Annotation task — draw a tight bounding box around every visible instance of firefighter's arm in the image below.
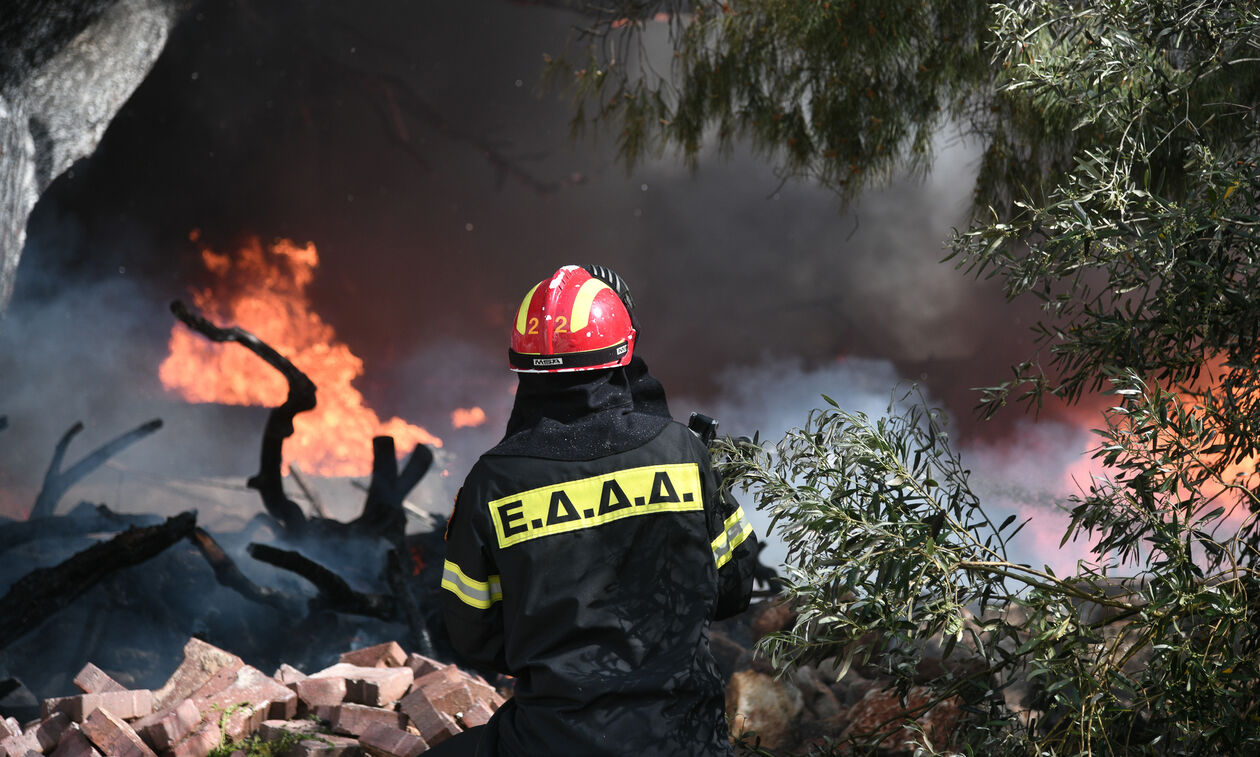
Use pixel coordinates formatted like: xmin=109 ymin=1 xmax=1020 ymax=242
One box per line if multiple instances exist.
xmin=439 ymin=487 xmax=508 ymax=673
xmin=706 ymin=462 xmax=758 ymax=620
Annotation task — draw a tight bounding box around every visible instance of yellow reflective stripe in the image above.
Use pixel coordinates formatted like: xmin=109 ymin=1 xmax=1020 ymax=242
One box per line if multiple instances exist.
xmin=569 ymin=278 xmax=612 ymax=332
xmin=488 ymin=463 xmax=703 ymax=549
xmin=440 ymin=559 xmax=503 ymax=610
xmin=515 ymin=282 xmax=541 ymax=335
xmin=712 ymin=505 xmax=753 ymax=569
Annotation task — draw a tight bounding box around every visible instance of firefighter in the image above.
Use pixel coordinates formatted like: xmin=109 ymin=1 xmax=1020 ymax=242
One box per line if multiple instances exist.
xmin=434 ymin=265 xmax=757 ymax=756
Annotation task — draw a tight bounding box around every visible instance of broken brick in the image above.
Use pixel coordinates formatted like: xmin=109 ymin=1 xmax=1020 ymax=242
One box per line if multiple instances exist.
xmin=326 ymin=704 xmax=405 ymax=737
xmin=358 ymin=721 xmax=427 ymax=757
xmin=398 ymin=689 xmax=461 ymax=746
xmin=257 ymin=720 xmax=362 ymax=756
xmin=80 ymin=707 xmax=157 ymax=757
xmin=27 ymin=711 xmax=72 ymax=752
xmin=310 ymin=664 xmax=412 ymax=708
xmin=457 ymin=700 xmax=495 ymax=729
xmin=73 ymin=663 xmax=127 ymax=695
xmin=402 ymin=654 xmax=443 ymax=679
xmin=286 ymin=735 xmax=363 ymax=756
xmin=167 ymin=665 xmax=298 ymax=757
xmin=0 ymin=717 xmax=20 ymax=739
xmin=49 ymin=726 xmax=101 ymax=757
xmin=1 ymin=729 xmax=41 ymax=756
xmin=274 ymin=664 xmax=308 ymax=686
xmin=152 ymin=638 xmax=244 ymax=711
xmin=295 ymin=676 xmax=348 ymax=708
xmin=338 ymin=642 xmax=407 ymax=669
xmin=42 ymin=690 xmax=154 ymax=721
xmin=132 ymin=697 xmax=201 ymax=752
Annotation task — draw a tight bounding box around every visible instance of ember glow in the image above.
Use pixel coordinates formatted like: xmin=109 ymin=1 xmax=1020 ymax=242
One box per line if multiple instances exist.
xmin=159 ymin=236 xmax=441 ymax=476
xmin=451 ymin=406 xmax=486 ymax=429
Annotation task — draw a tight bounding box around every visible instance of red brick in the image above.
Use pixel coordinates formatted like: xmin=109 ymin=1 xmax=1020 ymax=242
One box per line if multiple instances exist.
xmin=167 ymin=666 xmax=298 ymax=757
xmin=166 ymin=724 xmax=222 ymax=757
xmin=410 ymin=666 xmax=460 ymax=693
xmin=73 ymin=663 xmax=128 ymax=695
xmin=80 ymin=707 xmax=157 ymax=757
xmin=359 ymin=721 xmax=427 ymax=757
xmin=1 ymin=730 xmax=41 ymax=755
xmin=402 ymin=654 xmax=443 ymax=679
xmin=326 ymin=704 xmax=405 ymax=737
xmin=398 ymin=689 xmax=461 ymax=746
xmin=258 ymin=719 xmax=323 ymax=741
xmin=273 ymin=664 xmax=308 ymax=686
xmin=457 ymin=701 xmax=495 ymax=729
xmin=317 ymin=665 xmax=412 ymax=708
xmin=424 ymin=680 xmax=475 ymax=718
xmin=338 ymin=642 xmax=407 ymax=669
xmin=152 ymin=638 xmax=244 ymax=711
xmin=295 ymin=676 xmax=347 ymax=708
xmin=42 ymin=690 xmax=154 ymax=721
xmin=27 ymin=711 xmax=72 ymax=751
xmin=461 ymin=675 xmax=504 ymax=708
xmin=49 ymin=726 xmax=102 ymax=757
xmin=132 ymin=697 xmax=201 ymax=751
xmin=286 ymin=735 xmax=363 ymax=756
xmin=258 ymin=720 xmax=364 ymax=755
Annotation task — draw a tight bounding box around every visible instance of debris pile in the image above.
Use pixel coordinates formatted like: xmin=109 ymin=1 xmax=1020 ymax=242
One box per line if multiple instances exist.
xmin=2 ymin=639 xmax=503 ymax=757
xmin=714 ymin=600 xmax=966 ymax=756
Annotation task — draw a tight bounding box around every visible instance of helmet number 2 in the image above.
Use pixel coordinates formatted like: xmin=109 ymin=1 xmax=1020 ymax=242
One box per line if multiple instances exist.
xmin=527 ymin=316 xmax=568 ymax=334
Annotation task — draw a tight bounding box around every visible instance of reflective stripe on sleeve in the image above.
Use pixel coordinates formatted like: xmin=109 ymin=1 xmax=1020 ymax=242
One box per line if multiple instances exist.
xmin=441 ymin=559 xmax=503 ymax=609
xmin=711 ymin=505 xmax=754 ymax=569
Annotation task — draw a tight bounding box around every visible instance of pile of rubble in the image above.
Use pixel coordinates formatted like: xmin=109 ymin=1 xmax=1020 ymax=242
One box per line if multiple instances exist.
xmin=0 ymin=639 xmax=502 ymax=757
xmin=716 ymin=600 xmax=966 ymax=756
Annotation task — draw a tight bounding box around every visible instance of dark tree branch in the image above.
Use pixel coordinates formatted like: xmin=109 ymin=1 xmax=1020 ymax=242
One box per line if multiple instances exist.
xmin=170 ymin=299 xmax=311 ymax=532
xmin=247 ymin=542 xmax=393 ymax=620
xmin=385 ymin=547 xmax=435 ymax=659
xmin=30 ymin=418 xmax=163 ymax=519
xmin=189 ymin=527 xmax=296 ymax=615
xmin=349 ymin=438 xmax=432 ymax=551
xmin=0 ymin=511 xmax=197 ymax=650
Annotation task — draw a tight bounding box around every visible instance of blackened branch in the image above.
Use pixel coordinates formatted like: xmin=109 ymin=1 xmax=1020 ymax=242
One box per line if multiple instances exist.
xmin=170 ymin=300 xmax=312 ymax=531
xmin=30 ymin=418 xmax=164 ymax=520
xmin=247 ymin=542 xmax=394 ymax=620
xmin=0 ymin=511 xmax=197 ymax=650
xmin=351 ymin=438 xmax=432 ymax=550
xmin=190 ymin=527 xmax=296 ymax=614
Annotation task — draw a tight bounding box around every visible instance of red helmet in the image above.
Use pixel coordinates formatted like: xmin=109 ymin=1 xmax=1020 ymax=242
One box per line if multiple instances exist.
xmin=509 ymin=265 xmax=636 ymax=373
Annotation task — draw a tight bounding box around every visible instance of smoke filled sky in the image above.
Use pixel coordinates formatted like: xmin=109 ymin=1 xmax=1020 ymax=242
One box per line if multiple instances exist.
xmin=1 ymin=0 xmax=1100 ymax=568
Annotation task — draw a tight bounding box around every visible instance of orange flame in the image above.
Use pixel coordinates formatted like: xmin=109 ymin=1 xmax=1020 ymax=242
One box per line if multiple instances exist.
xmin=451 ymin=406 xmax=486 ymax=429
xmin=159 ymin=236 xmax=441 ymax=476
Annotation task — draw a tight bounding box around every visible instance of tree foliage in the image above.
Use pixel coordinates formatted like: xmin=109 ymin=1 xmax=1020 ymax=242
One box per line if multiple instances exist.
xmin=557 ymin=0 xmax=1260 ymax=754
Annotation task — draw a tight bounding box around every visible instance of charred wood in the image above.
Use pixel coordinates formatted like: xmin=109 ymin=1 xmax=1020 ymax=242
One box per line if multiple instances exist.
xmin=170 ymin=299 xmax=311 ymax=532
xmin=351 ymin=437 xmax=432 ymax=551
xmin=30 ymin=418 xmax=163 ymax=519
xmin=385 ymin=547 xmax=435 ymax=659
xmin=247 ymin=542 xmax=394 ymax=620
xmin=0 ymin=501 xmax=160 ymax=555
xmin=289 ymin=464 xmax=330 ymax=519
xmin=189 ymin=526 xmax=297 ymax=615
xmin=0 ymin=510 xmax=196 ymax=650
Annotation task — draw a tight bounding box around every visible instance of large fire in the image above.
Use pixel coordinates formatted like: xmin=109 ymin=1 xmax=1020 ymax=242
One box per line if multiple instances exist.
xmin=159 ymin=235 xmax=441 ymax=477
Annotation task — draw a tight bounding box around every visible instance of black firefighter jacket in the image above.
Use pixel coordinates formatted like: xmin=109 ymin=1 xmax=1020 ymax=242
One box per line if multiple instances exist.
xmin=439 ymin=367 xmax=757 ymax=757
